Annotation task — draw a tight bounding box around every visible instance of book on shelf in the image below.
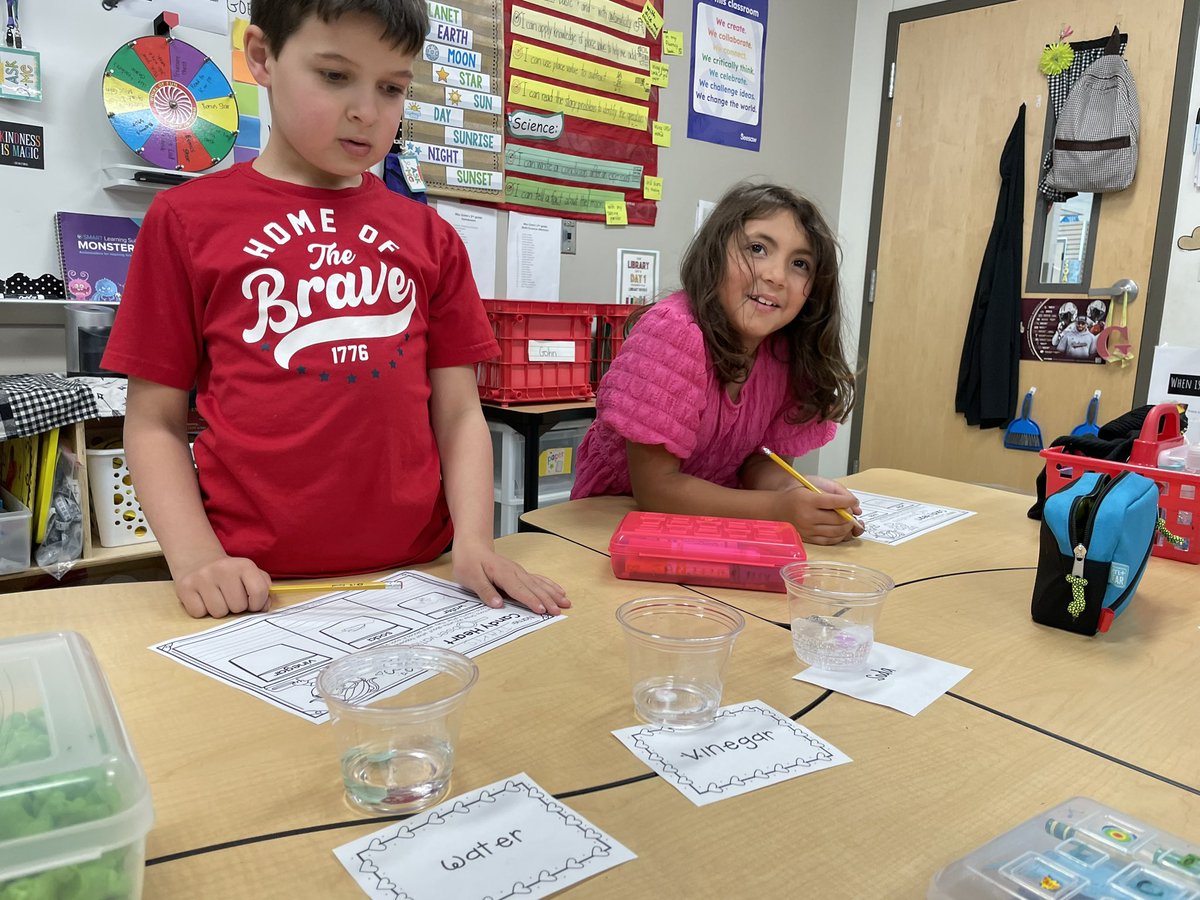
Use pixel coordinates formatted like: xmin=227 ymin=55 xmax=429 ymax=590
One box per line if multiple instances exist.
xmin=0 ymin=433 xmax=39 ymax=509
xmin=53 ymin=211 xmax=142 ymax=304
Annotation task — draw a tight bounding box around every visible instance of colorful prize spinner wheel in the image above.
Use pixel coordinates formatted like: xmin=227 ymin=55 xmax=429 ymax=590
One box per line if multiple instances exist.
xmin=102 ymin=35 xmax=238 ymax=172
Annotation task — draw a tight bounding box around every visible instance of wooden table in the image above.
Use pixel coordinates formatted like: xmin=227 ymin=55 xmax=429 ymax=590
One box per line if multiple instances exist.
xmin=481 ymin=400 xmax=597 ymax=513
xmin=3 ymin=495 xmax=1198 ymax=897
xmin=521 ymin=468 xmax=1200 ymax=790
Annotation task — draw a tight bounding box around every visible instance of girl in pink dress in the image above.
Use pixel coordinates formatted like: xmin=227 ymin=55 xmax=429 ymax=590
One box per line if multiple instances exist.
xmin=572 ymin=182 xmax=863 ymax=545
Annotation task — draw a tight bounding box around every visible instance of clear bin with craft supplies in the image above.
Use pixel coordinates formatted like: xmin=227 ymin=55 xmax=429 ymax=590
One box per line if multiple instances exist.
xmin=928 ymin=796 xmax=1200 ymax=898
xmin=476 ymin=299 xmax=595 ymax=405
xmin=489 ymin=419 xmax=588 ymax=506
xmin=609 ymin=511 xmax=807 ymax=592
xmin=1041 ymin=403 xmax=1198 ymax=564
xmin=0 ymin=631 xmax=154 ymax=899
xmin=0 ymin=485 xmax=33 ymax=575
xmin=85 ymin=444 xmax=156 ymax=548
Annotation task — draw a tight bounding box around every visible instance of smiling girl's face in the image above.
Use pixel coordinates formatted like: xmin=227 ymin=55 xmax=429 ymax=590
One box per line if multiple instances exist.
xmin=717 ymin=209 xmax=814 ymax=354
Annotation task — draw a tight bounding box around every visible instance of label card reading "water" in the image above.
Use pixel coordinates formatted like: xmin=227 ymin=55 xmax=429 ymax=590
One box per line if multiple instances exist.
xmin=612 ymin=701 xmax=851 ymax=807
xmin=334 ymin=774 xmax=635 ymax=899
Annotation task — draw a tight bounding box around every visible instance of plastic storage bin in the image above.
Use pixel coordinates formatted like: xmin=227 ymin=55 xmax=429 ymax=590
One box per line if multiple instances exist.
xmin=0 ymin=631 xmax=154 ymax=899
xmin=0 ymin=485 xmax=33 ymax=575
xmin=609 ymin=511 xmax=807 ymax=592
xmin=85 ymin=448 xmax=156 ymax=548
xmin=476 ymin=299 xmax=595 ymax=405
xmin=929 ymin=796 xmax=1200 ymax=898
xmin=490 ymin=420 xmax=588 ymax=505
xmin=589 ymin=303 xmax=639 ymax=391
xmin=494 ymin=487 xmax=571 ymax=538
xmin=1042 ymin=404 xmax=1198 ymax=564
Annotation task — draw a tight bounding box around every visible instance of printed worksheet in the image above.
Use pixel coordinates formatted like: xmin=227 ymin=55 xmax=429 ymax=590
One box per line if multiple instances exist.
xmin=151 ymin=572 xmax=563 ymax=722
xmin=335 ymin=774 xmax=635 ymax=899
xmin=854 ymin=491 xmax=975 ymax=545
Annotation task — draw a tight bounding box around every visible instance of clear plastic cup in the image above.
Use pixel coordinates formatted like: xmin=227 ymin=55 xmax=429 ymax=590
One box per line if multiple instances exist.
xmin=316 ymin=645 xmax=478 ymax=815
xmin=615 ymin=596 xmax=745 ymax=731
xmin=782 ymin=561 xmax=895 ymax=672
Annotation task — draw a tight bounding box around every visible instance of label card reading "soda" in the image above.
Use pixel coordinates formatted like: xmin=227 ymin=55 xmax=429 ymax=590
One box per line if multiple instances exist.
xmin=335 ymin=774 xmax=635 ymax=899
xmin=793 ymin=642 xmax=971 ymax=716
xmin=612 ymin=701 xmax=851 ymax=807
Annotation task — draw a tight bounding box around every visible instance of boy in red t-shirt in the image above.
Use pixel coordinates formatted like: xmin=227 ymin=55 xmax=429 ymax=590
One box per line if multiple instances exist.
xmin=102 ymin=0 xmax=569 ymax=619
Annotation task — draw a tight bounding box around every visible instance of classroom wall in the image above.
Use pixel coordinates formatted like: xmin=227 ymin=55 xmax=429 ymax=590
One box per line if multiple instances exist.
xmin=0 ymin=3 xmax=238 ymax=374
xmin=0 ymin=1 xmax=858 ymax=373
xmin=821 ymin=0 xmax=1200 ymax=479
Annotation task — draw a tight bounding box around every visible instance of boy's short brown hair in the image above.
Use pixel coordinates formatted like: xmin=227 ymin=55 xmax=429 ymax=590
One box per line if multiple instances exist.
xmin=250 ymin=0 xmax=428 ymax=55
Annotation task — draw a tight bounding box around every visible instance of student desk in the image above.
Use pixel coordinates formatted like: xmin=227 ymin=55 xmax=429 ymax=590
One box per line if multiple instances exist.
xmin=1 ymin=525 xmax=1197 ymax=896
xmin=521 ymin=469 xmax=1200 ymax=792
xmin=480 ymin=400 xmax=597 ymax=513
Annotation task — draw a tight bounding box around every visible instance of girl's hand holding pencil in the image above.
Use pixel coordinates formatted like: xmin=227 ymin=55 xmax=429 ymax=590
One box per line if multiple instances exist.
xmin=761 ymin=447 xmax=865 ymax=544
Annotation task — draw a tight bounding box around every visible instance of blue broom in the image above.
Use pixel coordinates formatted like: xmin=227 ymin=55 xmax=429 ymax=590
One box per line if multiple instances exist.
xmin=1004 ymin=387 xmax=1044 ymax=451
xmin=1071 ymin=390 xmax=1101 ymax=437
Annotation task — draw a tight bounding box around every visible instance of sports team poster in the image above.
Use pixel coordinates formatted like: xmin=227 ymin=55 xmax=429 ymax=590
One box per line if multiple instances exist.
xmin=1020 ymin=296 xmax=1110 ymax=364
xmin=687 ymin=0 xmax=768 ymax=151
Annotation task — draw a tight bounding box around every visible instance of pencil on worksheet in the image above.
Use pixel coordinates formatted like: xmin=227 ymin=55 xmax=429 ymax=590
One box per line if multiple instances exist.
xmin=759 ymin=447 xmax=861 ymax=527
xmin=269 ymin=581 xmax=394 ymax=594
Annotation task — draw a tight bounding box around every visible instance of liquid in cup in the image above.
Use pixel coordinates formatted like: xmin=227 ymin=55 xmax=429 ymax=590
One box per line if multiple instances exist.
xmin=316 ymin=645 xmax=478 ymax=815
xmin=616 ymin=596 xmax=745 ymax=731
xmin=782 ymin=562 xmax=894 ymax=672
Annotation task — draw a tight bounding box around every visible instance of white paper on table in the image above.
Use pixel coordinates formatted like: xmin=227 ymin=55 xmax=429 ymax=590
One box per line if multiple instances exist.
xmin=150 ymin=572 xmax=562 ymax=723
xmin=434 ymin=201 xmax=498 ymax=299
xmin=1147 ymin=344 xmax=1200 ymax=406
xmin=506 ymin=212 xmax=561 ymax=301
xmin=793 ymin=642 xmax=971 ymax=716
xmin=612 ymin=701 xmax=851 ymax=807
xmin=333 ymin=773 xmax=635 ymax=899
xmin=853 ymin=491 xmax=975 ymax=545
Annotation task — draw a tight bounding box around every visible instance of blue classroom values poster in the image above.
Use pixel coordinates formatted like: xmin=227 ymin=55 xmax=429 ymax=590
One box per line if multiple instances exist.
xmin=687 ymin=0 xmax=769 ymax=151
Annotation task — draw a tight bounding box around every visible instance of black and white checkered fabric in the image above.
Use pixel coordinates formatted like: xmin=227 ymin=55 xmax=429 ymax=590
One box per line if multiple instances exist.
xmin=0 ymin=375 xmax=102 ymax=441
xmin=1039 ymin=39 xmax=1127 ymax=203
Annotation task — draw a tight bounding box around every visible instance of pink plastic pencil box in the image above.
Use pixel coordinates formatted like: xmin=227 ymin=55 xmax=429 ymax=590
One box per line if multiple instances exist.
xmin=609 ymin=511 xmax=807 ymax=592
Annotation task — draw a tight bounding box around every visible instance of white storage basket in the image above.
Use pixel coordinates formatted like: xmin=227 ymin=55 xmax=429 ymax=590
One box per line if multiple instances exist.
xmin=85 ymin=448 xmax=156 ymax=547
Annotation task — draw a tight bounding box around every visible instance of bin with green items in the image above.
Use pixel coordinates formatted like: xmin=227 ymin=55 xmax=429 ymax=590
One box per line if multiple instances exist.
xmin=0 ymin=632 xmax=154 ymax=900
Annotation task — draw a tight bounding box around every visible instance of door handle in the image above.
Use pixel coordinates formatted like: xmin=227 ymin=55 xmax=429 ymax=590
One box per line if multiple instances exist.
xmin=1088 ymin=278 xmax=1138 ymax=303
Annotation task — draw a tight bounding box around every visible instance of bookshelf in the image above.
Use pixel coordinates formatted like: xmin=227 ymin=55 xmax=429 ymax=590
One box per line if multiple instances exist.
xmin=0 ymin=417 xmax=164 ymax=586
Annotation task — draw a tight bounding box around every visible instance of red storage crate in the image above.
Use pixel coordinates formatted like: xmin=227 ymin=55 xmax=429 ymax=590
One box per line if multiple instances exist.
xmin=1041 ymin=404 xmax=1198 ymax=564
xmin=477 ymin=299 xmax=595 ymax=405
xmin=589 ymin=303 xmax=640 ymax=392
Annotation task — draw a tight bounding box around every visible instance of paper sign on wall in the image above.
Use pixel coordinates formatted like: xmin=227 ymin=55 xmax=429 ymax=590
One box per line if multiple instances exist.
xmin=616 ymin=248 xmax=659 ymax=305
xmin=1148 ymin=344 xmax=1200 ymax=405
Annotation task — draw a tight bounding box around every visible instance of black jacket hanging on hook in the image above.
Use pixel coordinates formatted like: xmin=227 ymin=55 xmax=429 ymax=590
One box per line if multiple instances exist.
xmin=955 ymin=104 xmax=1025 ymax=430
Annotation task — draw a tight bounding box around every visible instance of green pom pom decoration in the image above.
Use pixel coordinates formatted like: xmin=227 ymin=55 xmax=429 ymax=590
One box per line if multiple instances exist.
xmin=1040 ymin=41 xmax=1075 ymax=75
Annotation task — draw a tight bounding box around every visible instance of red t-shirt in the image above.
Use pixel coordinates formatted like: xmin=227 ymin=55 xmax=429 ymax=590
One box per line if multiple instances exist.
xmin=103 ymin=164 xmax=499 ymax=577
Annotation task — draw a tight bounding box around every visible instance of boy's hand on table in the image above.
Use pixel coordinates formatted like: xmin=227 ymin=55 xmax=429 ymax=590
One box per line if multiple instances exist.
xmin=774 ymin=478 xmax=864 ymax=546
xmin=452 ymin=544 xmax=570 ymax=616
xmin=174 ymin=553 xmax=273 ymax=618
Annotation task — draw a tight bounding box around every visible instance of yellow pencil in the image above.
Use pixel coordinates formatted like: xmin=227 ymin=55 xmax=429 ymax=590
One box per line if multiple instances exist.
xmin=269 ymin=581 xmax=394 ymax=594
xmin=760 ymin=447 xmax=860 ymax=526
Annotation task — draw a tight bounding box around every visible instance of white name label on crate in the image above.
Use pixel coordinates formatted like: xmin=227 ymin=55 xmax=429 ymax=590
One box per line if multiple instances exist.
xmin=527 ymin=340 xmax=575 ymax=363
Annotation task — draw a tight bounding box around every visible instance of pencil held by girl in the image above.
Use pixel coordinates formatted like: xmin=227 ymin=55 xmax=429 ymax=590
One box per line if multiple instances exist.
xmin=572 ymin=181 xmax=863 ymax=546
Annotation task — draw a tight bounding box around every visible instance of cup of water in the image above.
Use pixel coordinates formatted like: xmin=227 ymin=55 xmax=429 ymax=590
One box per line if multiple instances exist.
xmin=782 ymin=562 xmax=894 ymax=672
xmin=316 ymin=645 xmax=478 ymax=815
xmin=616 ymin=596 xmax=745 ymax=731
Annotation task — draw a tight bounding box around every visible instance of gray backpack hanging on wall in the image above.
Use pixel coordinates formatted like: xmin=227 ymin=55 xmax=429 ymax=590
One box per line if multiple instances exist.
xmin=1045 ymin=28 xmax=1140 ymax=194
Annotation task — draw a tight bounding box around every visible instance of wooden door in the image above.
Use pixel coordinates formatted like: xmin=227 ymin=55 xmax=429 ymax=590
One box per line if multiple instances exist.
xmin=854 ymin=0 xmax=1187 ymax=490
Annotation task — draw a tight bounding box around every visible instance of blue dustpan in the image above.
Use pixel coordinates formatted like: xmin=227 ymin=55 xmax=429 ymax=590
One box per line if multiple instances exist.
xmin=1071 ymin=391 xmax=1101 ymax=437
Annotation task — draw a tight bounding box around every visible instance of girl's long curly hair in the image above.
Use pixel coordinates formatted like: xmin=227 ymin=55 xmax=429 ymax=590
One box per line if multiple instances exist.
xmin=655 ymin=181 xmax=856 ymax=425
